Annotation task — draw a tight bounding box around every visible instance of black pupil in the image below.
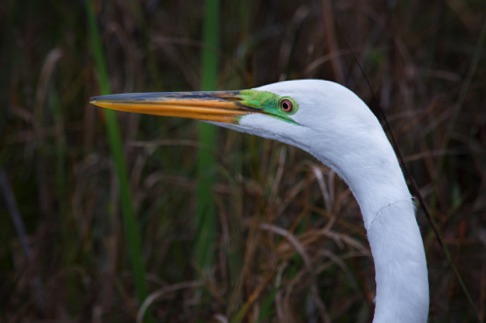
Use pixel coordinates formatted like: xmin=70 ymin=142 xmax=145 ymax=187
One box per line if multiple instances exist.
xmin=282 ymin=100 xmax=291 ymax=112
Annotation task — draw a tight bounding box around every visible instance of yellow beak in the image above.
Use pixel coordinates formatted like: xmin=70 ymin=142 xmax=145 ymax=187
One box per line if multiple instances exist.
xmin=90 ymin=91 xmax=253 ymax=123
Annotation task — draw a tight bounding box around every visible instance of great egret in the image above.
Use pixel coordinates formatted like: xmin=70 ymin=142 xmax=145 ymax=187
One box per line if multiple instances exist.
xmin=90 ymin=79 xmax=429 ymax=322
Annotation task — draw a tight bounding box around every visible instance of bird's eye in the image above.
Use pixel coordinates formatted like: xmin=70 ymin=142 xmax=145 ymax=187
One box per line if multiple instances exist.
xmin=279 ymin=98 xmax=294 ymax=113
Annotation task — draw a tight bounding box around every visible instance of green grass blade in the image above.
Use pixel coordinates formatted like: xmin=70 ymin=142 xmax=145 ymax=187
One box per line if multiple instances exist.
xmin=86 ymin=2 xmax=153 ymax=321
xmin=195 ymin=0 xmax=220 ymax=273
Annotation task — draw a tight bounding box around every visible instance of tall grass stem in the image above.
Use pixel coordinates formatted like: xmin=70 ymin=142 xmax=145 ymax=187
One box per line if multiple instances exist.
xmin=195 ymin=0 xmax=220 ymax=273
xmin=86 ymin=2 xmax=153 ymax=321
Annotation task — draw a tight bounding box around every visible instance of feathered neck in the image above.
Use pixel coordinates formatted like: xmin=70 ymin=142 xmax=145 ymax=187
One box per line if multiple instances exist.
xmin=312 ymin=127 xmax=429 ymax=322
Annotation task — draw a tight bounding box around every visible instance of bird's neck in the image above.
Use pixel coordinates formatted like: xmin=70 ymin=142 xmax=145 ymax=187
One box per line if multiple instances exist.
xmin=312 ymin=135 xmax=429 ymax=322
xmin=364 ymin=198 xmax=429 ymax=322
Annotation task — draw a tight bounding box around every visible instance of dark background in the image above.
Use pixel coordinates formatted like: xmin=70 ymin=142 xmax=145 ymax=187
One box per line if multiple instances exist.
xmin=1 ymin=0 xmax=485 ymax=322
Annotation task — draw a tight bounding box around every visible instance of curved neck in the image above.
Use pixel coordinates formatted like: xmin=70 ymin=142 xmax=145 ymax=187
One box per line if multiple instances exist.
xmin=365 ymin=199 xmax=429 ymax=322
xmin=348 ymin=171 xmax=429 ymax=322
xmin=343 ymin=146 xmax=428 ymax=322
xmin=312 ymin=134 xmax=429 ymax=322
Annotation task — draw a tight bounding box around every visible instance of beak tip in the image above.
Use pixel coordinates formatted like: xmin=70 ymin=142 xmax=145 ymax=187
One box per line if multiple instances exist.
xmin=89 ymin=97 xmax=102 ymax=105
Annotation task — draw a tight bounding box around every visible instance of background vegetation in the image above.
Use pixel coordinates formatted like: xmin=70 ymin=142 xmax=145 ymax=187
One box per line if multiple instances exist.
xmin=1 ymin=0 xmax=485 ymax=322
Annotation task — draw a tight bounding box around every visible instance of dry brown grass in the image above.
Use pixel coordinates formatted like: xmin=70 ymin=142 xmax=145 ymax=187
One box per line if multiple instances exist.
xmin=1 ymin=1 xmax=485 ymax=322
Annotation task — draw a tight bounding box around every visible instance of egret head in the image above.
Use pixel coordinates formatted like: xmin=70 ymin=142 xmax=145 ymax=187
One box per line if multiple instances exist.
xmin=220 ymin=80 xmax=381 ymax=156
xmin=90 ymin=80 xmax=381 ymax=167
